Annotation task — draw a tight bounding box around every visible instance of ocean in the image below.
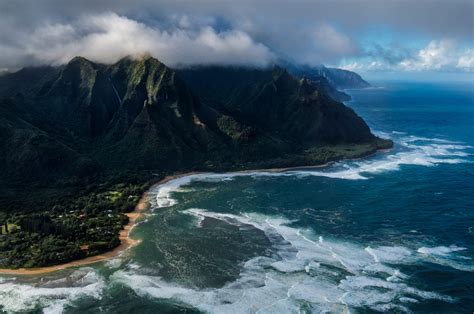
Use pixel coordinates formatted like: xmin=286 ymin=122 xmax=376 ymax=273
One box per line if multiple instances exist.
xmin=1 ymin=80 xmax=473 ymax=313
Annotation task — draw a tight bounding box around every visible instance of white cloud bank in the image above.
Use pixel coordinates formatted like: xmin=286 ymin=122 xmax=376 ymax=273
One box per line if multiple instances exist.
xmin=313 ymin=24 xmax=358 ymax=58
xmin=0 ymin=13 xmax=274 ymax=68
xmin=341 ymin=40 xmax=474 ymax=73
xmin=457 ymin=50 xmax=474 ymax=70
xmin=399 ymin=40 xmax=456 ymax=71
xmin=0 ymin=9 xmax=471 ymax=74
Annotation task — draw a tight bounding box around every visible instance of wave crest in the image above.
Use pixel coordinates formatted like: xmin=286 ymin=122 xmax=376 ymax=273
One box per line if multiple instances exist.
xmin=112 ymin=210 xmax=462 ymax=313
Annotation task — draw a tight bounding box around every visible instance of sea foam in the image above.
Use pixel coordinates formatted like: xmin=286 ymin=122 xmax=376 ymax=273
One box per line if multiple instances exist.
xmin=128 ymin=133 xmax=474 ymax=312
xmin=149 ymin=134 xmax=473 ymax=211
xmin=0 ymin=268 xmax=104 ymax=313
xmin=112 ymin=210 xmax=460 ymax=313
xmin=417 ymin=245 xmax=467 ymax=256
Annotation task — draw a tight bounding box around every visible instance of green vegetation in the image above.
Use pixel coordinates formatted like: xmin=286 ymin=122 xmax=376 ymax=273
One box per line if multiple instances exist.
xmin=0 ymin=181 xmax=151 ymax=268
xmin=1 ymin=223 xmax=19 ymax=235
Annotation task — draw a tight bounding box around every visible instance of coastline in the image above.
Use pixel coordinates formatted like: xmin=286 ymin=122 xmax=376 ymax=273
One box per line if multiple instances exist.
xmin=0 ymin=190 xmax=150 ymax=276
xmin=0 ymin=147 xmax=391 ymax=276
xmin=0 ymin=174 xmax=195 ymax=276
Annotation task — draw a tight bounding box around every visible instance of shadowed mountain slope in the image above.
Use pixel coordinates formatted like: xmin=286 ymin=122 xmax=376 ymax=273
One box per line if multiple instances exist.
xmin=0 ymin=56 xmax=391 ymax=189
xmin=283 ymin=63 xmax=371 ymax=90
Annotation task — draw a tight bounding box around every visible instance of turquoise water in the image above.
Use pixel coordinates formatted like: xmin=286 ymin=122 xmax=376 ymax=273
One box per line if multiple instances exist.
xmin=1 ymin=81 xmax=473 ymax=313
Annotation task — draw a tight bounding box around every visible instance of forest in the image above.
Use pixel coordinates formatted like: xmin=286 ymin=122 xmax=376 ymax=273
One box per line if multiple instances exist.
xmin=0 ymin=181 xmax=151 ymax=268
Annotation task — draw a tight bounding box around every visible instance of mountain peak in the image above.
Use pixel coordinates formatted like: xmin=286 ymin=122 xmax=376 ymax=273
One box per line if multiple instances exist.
xmin=68 ymin=56 xmax=95 ymax=66
xmin=64 ymin=56 xmax=98 ymax=79
xmin=116 ymin=53 xmax=163 ymax=66
xmin=134 ymin=52 xmax=155 ymax=61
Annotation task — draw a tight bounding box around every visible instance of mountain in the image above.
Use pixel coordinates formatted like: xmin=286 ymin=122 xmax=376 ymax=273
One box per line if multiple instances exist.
xmin=0 ymin=56 xmax=391 ymax=198
xmin=284 ymin=63 xmax=371 ymax=90
xmin=177 ymin=66 xmax=375 ymax=144
xmin=325 ymin=67 xmax=371 ymax=89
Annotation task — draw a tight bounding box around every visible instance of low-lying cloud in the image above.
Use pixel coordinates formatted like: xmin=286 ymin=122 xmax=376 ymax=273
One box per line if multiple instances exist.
xmin=0 ymin=13 xmax=274 ymax=69
xmin=0 ymin=0 xmax=472 ymax=73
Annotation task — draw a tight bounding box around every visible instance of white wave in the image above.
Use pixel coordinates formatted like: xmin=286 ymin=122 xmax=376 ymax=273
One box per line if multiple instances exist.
xmin=365 ymin=246 xmax=412 ymax=263
xmin=401 ymin=135 xmax=464 ymax=144
xmin=43 ymin=301 xmax=67 ymax=314
xmin=312 ymin=135 xmax=473 ymax=180
xmin=155 ymin=177 xmax=188 ymax=208
xmin=0 ymin=268 xmax=104 ymax=313
xmin=151 ymin=172 xmax=291 ymax=209
xmin=417 ymin=245 xmax=467 ymax=256
xmin=105 ymin=258 xmax=123 ymax=269
xmin=113 ymin=211 xmax=456 ymax=313
xmin=133 ymin=134 xmax=472 ymax=311
xmin=149 ymin=135 xmax=472 ymax=210
xmin=416 ymin=245 xmax=473 ymax=272
xmin=403 ymin=142 xmax=473 ymax=157
xmin=153 ymin=174 xmax=245 ymax=208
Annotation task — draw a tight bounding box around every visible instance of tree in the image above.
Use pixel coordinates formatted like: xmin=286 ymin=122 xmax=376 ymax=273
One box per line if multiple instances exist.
xmin=4 ymin=216 xmax=9 ymax=234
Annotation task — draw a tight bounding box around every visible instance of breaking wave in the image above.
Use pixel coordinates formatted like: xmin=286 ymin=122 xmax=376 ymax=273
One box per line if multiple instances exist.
xmin=0 ymin=268 xmax=104 ymax=313
xmin=112 ymin=210 xmax=466 ymax=313
xmin=142 ymin=135 xmax=474 ymax=312
xmin=151 ymin=133 xmax=473 ymax=208
xmin=417 ymin=245 xmax=467 ymax=256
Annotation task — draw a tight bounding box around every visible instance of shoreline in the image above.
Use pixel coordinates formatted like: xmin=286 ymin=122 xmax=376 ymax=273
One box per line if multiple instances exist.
xmin=0 ymin=147 xmax=391 ymax=276
xmin=0 ymin=174 xmax=196 ymax=276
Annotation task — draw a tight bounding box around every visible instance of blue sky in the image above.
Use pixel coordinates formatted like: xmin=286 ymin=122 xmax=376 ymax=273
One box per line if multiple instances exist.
xmin=0 ymin=0 xmax=473 ymax=78
xmin=336 ymin=27 xmax=474 ymax=78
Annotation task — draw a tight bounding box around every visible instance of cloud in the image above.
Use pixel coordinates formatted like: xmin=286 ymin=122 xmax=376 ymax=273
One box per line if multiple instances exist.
xmin=0 ymin=0 xmax=472 ymax=72
xmin=457 ymin=50 xmax=474 ymax=71
xmin=3 ymin=0 xmax=473 ymax=39
xmin=340 ymin=61 xmax=387 ymax=72
xmin=0 ymin=13 xmax=274 ymax=68
xmin=309 ymin=24 xmax=359 ymax=62
xmin=341 ymin=40 xmax=474 ymax=73
xmin=367 ymin=44 xmax=414 ymax=65
xmin=399 ymin=40 xmax=455 ymax=71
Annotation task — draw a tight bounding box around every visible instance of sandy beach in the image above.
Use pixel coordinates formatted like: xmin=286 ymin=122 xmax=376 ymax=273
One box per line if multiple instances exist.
xmin=0 ymin=187 xmax=142 ymax=275
xmin=0 ymin=174 xmax=201 ymax=276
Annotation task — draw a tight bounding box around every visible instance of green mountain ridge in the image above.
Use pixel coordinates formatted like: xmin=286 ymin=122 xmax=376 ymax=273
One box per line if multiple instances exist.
xmin=177 ymin=66 xmax=373 ymax=144
xmin=282 ymin=62 xmax=371 ymax=90
xmin=0 ymin=55 xmax=391 ymax=199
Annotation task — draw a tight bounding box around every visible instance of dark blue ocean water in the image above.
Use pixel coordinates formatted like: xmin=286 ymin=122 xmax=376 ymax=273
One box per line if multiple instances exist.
xmin=1 ymin=81 xmax=473 ymax=313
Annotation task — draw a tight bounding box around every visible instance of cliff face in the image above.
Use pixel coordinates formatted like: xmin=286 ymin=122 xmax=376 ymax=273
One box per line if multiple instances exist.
xmin=284 ymin=63 xmax=371 ymax=90
xmin=177 ymin=66 xmax=375 ymax=145
xmin=325 ymin=67 xmax=371 ymax=89
xmin=0 ymin=56 xmax=391 ymax=186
